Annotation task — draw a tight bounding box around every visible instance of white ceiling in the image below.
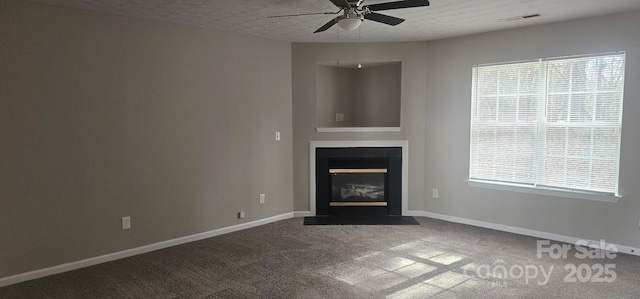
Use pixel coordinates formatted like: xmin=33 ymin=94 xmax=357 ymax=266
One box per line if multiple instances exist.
xmin=32 ymin=0 xmax=640 ymax=43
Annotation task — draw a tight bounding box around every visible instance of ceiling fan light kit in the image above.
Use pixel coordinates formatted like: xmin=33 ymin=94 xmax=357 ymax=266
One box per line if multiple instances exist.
xmin=269 ymin=0 xmax=430 ymax=33
xmin=338 ymin=13 xmax=364 ymax=31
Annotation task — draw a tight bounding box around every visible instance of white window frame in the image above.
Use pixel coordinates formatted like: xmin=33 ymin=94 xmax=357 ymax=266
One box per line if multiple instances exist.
xmin=468 ymin=52 xmax=625 ymax=202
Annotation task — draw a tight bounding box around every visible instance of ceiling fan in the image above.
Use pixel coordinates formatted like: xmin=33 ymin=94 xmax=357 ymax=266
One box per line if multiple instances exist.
xmin=268 ymin=0 xmax=430 ymax=33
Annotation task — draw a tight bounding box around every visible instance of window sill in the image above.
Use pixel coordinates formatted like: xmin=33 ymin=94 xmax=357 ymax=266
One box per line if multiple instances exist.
xmin=467 ymin=179 xmax=621 ymax=203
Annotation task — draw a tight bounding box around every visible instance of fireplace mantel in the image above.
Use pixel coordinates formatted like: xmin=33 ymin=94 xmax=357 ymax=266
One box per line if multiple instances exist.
xmin=309 ymin=140 xmax=409 ymax=216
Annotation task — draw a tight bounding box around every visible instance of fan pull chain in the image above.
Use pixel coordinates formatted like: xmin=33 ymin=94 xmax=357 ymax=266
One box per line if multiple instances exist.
xmin=358 ymin=24 xmax=362 ymax=69
xmin=336 ymin=25 xmax=340 ymax=66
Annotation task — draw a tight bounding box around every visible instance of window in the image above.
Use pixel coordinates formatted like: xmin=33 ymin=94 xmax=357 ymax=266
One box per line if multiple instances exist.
xmin=469 ymin=53 xmax=625 ymax=197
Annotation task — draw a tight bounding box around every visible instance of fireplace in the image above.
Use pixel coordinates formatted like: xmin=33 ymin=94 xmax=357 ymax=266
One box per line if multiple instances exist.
xmin=316 ymin=147 xmax=402 ymax=216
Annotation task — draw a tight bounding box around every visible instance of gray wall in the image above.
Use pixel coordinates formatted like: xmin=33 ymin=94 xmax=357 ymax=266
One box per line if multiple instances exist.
xmin=316 ymin=63 xmax=401 ymax=128
xmin=0 ymin=0 xmax=293 ymax=278
xmin=353 ymin=63 xmax=401 ymax=127
xmin=422 ymin=11 xmax=640 ymax=248
xmin=316 ymin=65 xmax=355 ymax=127
xmin=293 ymin=42 xmax=428 ymax=212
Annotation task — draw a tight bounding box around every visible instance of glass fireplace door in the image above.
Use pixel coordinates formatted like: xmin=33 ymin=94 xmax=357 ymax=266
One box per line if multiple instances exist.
xmin=329 ymin=168 xmax=387 ymax=206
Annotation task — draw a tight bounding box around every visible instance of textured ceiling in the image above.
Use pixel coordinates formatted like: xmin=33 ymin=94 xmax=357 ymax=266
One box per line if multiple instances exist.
xmin=31 ymin=0 xmax=640 ymax=42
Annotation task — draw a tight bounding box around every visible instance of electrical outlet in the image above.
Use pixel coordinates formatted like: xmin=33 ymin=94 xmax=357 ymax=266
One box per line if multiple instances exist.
xmin=260 ymin=193 xmax=265 ymax=204
xmin=238 ymin=211 xmax=245 ymax=219
xmin=432 ymin=189 xmax=439 ymax=198
xmin=122 ymin=216 xmax=131 ymax=230
xmin=275 ymin=131 xmax=280 ymax=141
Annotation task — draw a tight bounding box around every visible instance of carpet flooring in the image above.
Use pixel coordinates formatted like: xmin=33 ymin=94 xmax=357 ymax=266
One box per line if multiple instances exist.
xmin=1 ymin=217 xmax=639 ymax=298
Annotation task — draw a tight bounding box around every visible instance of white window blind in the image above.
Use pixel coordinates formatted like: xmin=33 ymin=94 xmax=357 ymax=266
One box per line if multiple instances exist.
xmin=470 ymin=53 xmax=625 ymax=195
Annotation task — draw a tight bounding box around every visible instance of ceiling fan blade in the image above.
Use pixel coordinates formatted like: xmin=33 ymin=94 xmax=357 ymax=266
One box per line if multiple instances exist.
xmin=314 ymin=18 xmax=338 ymax=33
xmin=268 ymin=11 xmax=340 ymax=18
xmin=329 ymin=0 xmax=352 ymax=8
xmin=366 ymin=0 xmax=430 ymax=12
xmin=364 ymin=12 xmax=404 ymax=26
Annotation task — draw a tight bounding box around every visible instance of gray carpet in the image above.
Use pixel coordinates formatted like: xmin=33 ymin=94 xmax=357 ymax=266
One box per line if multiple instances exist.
xmin=1 ymin=217 xmax=639 ymax=298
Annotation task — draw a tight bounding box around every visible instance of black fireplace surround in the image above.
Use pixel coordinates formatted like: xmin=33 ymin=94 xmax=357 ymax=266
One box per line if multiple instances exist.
xmin=316 ymin=147 xmax=402 ymax=216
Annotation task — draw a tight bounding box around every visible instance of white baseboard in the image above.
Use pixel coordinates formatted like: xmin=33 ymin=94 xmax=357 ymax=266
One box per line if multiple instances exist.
xmin=414 ymin=211 xmax=640 ymax=257
xmin=293 ymin=211 xmax=313 ymax=217
xmin=0 ymin=212 xmax=295 ymax=288
xmin=404 ymin=210 xmax=426 ymax=217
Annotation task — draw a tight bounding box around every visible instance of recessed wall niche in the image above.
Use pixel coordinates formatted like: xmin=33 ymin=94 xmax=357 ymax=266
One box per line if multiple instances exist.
xmin=316 ymin=62 xmax=401 ymax=131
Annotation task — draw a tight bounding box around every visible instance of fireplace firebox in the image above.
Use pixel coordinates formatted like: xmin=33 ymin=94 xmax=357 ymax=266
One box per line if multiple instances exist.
xmin=316 ymin=147 xmax=402 ymax=216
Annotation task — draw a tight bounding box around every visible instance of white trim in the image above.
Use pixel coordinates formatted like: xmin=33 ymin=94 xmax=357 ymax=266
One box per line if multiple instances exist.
xmin=316 ymin=127 xmax=401 ymax=133
xmin=414 ymin=211 xmax=640 ymax=257
xmin=293 ymin=211 xmax=313 ymax=217
xmin=467 ymin=179 xmax=621 ymax=203
xmin=309 ymin=140 xmax=409 ymax=216
xmin=403 ymin=210 xmax=427 ymax=217
xmin=0 ymin=212 xmax=294 ymax=287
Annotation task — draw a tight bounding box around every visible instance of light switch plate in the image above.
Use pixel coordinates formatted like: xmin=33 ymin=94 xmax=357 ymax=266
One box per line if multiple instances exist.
xmin=122 ymin=216 xmax=131 ymax=230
